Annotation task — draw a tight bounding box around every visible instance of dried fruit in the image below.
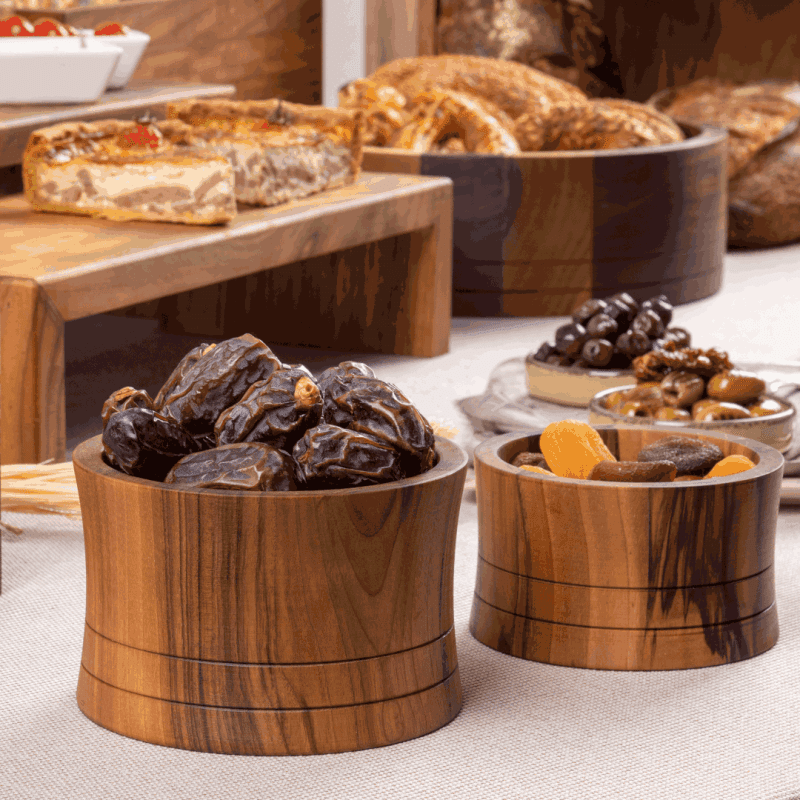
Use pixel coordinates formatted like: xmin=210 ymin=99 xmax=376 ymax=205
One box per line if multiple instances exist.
xmin=102 ymin=407 xmax=202 ymax=480
xmin=706 ymin=370 xmax=766 ymax=405
xmin=215 ymin=366 xmax=323 ymax=451
xmin=159 ymin=334 xmax=283 ymax=435
xmin=101 ymin=386 xmax=154 ymax=429
xmin=540 ymin=419 xmax=616 ymax=479
xmin=511 ymin=451 xmax=549 ymax=470
xmin=660 ymin=370 xmax=705 ymax=408
xmin=519 ymin=465 xmax=552 ymax=476
xmin=637 ymin=435 xmax=724 ymax=477
xmin=322 ymin=375 xmax=435 ymax=475
xmin=164 ymin=443 xmax=301 ymax=491
xmin=588 ymin=460 xmax=676 ymax=483
xmin=705 ymin=454 xmax=756 ymax=478
xmin=693 ymin=401 xmax=752 ymax=421
xmin=748 ymin=397 xmax=784 ymax=417
xmin=618 ymin=401 xmax=656 ymax=418
xmin=654 ymin=407 xmax=691 ymax=421
xmin=293 ymin=423 xmax=404 ymax=488
xmin=572 ymin=299 xmax=608 ymax=326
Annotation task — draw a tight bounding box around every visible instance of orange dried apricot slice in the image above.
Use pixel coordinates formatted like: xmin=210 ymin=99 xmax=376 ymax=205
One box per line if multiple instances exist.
xmin=540 ymin=419 xmax=616 ymax=479
xmin=705 ymin=455 xmax=755 ymax=478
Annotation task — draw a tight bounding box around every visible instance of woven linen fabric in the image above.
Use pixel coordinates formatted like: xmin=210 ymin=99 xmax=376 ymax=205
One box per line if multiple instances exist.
xmin=2 ymin=502 xmax=800 ymax=800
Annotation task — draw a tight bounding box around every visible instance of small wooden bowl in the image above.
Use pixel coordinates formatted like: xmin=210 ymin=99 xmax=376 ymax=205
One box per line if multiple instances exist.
xmin=589 ymin=385 xmax=795 ymax=453
xmin=525 ymin=357 xmax=634 ymax=407
xmin=470 ymin=427 xmax=783 ymax=670
xmin=73 ymin=435 xmax=468 ymax=755
xmin=362 ymin=125 xmax=726 ymax=317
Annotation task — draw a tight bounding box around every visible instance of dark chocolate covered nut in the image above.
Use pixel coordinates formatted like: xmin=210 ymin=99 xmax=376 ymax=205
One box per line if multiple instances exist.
xmin=572 ymin=298 xmax=608 ymax=326
xmin=588 ymin=459 xmax=677 ymax=483
xmin=706 ymin=370 xmax=766 ymax=405
xmin=637 ymin=435 xmax=724 ymax=477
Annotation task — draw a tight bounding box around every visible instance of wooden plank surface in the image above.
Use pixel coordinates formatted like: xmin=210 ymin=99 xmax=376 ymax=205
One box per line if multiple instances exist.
xmin=0 ymin=82 xmax=236 ymax=169
xmin=0 ymin=172 xmax=453 ymax=321
xmin=365 ymin=0 xmax=437 ymax=74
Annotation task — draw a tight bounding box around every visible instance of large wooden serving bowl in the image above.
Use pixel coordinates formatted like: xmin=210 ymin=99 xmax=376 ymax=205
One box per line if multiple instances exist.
xmin=363 ymin=125 xmax=727 ymax=317
xmin=73 ymin=435 xmax=468 ymax=755
xmin=470 ymin=427 xmax=783 ymax=670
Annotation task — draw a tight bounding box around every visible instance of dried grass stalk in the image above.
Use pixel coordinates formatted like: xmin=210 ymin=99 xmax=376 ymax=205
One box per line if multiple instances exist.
xmin=1 ymin=462 xmax=81 ymax=533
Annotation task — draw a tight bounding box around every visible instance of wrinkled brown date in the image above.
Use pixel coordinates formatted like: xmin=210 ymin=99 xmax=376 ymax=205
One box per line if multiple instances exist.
xmin=293 ymin=423 xmax=403 ymax=488
xmin=322 ymin=375 xmax=435 ymax=475
xmin=159 ymin=334 xmax=283 ymax=434
xmin=101 ymin=386 xmax=154 ymax=429
xmin=215 ymin=366 xmax=323 ymax=451
xmin=102 ymin=407 xmax=202 ymax=480
xmin=153 ymin=342 xmax=216 ymax=409
xmin=164 ymin=443 xmax=301 ymax=491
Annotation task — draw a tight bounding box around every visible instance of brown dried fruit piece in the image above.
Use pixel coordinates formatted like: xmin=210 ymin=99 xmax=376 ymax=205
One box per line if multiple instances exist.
xmin=706 ymin=370 xmax=766 ymax=405
xmin=165 ymin=442 xmax=301 ymax=491
xmin=512 ymin=451 xmax=549 ymax=470
xmin=637 ymin=435 xmax=724 ymax=477
xmin=589 ymin=460 xmax=676 ymax=483
xmin=101 ymin=386 xmax=154 ymax=429
xmin=693 ymin=402 xmax=752 ymax=421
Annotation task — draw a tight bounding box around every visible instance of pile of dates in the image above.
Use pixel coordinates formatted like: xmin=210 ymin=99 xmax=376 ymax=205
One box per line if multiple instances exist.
xmin=603 ymin=341 xmax=784 ymax=421
xmin=527 ymin=293 xmax=691 ymax=370
xmin=100 ymin=334 xmax=437 ymax=491
xmin=512 ymin=420 xmax=754 ymax=483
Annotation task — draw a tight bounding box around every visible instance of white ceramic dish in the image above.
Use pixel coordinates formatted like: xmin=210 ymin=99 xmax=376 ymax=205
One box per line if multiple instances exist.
xmin=89 ymin=29 xmax=150 ymax=89
xmin=0 ymin=35 xmax=122 ymax=103
xmin=525 ymin=356 xmax=635 ymax=407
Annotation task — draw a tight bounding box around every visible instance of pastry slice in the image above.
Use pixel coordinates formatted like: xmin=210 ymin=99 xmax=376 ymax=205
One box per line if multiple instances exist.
xmin=167 ymin=99 xmax=364 ymax=207
xmin=23 ymin=119 xmax=237 ymax=225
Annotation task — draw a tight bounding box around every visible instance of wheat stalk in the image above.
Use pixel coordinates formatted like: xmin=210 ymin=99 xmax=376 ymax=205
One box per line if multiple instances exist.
xmin=1 ymin=462 xmax=81 ymax=534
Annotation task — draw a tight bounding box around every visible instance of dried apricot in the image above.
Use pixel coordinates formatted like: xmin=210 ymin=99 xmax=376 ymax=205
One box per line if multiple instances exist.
xmin=519 ymin=465 xmax=552 ymax=476
xmin=637 ymin=435 xmax=724 ymax=477
xmin=705 ymin=455 xmax=755 ymax=478
xmin=540 ymin=419 xmax=616 ymax=479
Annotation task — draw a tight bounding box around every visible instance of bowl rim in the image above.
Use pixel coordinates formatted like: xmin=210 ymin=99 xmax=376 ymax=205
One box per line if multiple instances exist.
xmin=525 ymin=356 xmax=634 ymax=380
xmin=474 ymin=426 xmax=785 ymax=488
xmin=588 ymin=384 xmax=796 ymax=427
xmin=363 ymin=123 xmax=726 ymax=160
xmin=73 ymin=433 xmax=468 ymax=498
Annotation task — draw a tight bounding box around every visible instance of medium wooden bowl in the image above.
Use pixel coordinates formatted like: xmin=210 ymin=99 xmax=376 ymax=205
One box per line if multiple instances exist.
xmin=470 ymin=427 xmax=783 ymax=670
xmin=362 ymin=125 xmax=727 ymax=317
xmin=73 ymin=435 xmax=468 ymax=755
xmin=589 ymin=385 xmax=795 ymax=453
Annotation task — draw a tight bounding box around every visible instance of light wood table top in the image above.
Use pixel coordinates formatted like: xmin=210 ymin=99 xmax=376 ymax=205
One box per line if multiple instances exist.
xmin=0 ymin=81 xmax=236 ymax=168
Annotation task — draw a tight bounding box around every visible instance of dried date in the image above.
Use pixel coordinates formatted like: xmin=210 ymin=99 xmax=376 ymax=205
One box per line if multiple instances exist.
xmin=321 ymin=375 xmax=435 ymax=475
xmin=215 ymin=366 xmax=323 ymax=451
xmin=153 ymin=342 xmax=215 ymax=409
xmin=101 ymin=386 xmax=154 ymax=429
xmin=164 ymin=443 xmax=301 ymax=491
xmin=102 ymin=407 xmax=202 ymax=480
xmin=159 ymin=334 xmax=283 ymax=435
xmin=293 ymin=424 xmax=403 ymax=488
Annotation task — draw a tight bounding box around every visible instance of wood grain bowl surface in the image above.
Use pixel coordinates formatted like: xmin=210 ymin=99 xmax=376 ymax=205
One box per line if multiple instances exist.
xmin=470 ymin=427 xmax=783 ymax=670
xmin=73 ymin=435 xmax=468 ymax=754
xmin=363 ymin=125 xmax=727 ymax=316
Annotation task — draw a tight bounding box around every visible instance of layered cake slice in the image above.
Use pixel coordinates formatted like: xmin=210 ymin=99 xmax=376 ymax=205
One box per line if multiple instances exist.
xmin=23 ymin=119 xmax=237 ymax=225
xmin=166 ymin=99 xmax=364 ymax=206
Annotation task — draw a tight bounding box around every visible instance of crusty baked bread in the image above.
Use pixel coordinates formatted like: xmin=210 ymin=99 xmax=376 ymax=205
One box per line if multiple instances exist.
xmin=518 ymin=97 xmax=683 ymax=151
xmin=649 ymin=78 xmax=800 ymax=178
xmin=728 ymin=127 xmax=800 ymax=247
xmin=23 ymin=119 xmax=237 ymax=225
xmin=167 ymin=99 xmax=364 ymax=206
xmin=367 ymin=54 xmax=587 ymax=123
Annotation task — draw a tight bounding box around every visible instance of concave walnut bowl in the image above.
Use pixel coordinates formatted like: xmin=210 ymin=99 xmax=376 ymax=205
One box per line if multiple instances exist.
xmin=362 ymin=124 xmax=726 ymax=317
xmin=589 ymin=385 xmax=795 ymax=453
xmin=73 ymin=434 xmax=468 ymax=756
xmin=470 ymin=427 xmax=783 ymax=671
